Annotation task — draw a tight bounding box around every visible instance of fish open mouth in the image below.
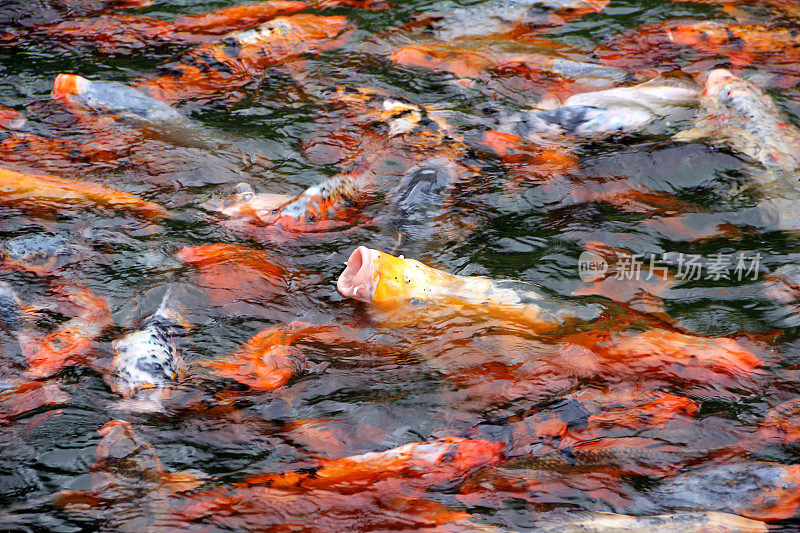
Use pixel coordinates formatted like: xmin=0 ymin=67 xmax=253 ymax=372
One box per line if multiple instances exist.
xmin=337 ymin=246 xmax=378 ymax=303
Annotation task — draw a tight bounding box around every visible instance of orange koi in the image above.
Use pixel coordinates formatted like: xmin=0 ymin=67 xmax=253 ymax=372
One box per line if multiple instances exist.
xmin=133 ymin=14 xmax=354 ymax=105
xmin=200 ymin=322 xmax=309 ymax=390
xmin=0 ymin=165 xmax=167 ymax=218
xmin=201 ymin=322 xmax=364 ymax=390
xmin=37 ymin=1 xmax=307 ymax=55
xmin=0 ymin=379 xmax=68 ymax=424
xmin=497 ymin=386 xmax=697 ymax=457
xmin=0 ymin=131 xmax=121 ymax=173
xmin=337 ymin=246 xmax=608 ymax=332
xmin=24 ymin=284 xmax=111 ymax=378
xmin=668 ymin=22 xmax=800 ymax=70
xmin=0 ymin=105 xmax=26 ymax=129
xmin=557 ymin=328 xmax=764 ymax=383
xmin=758 ymin=398 xmax=800 ymax=443
xmin=572 ymin=241 xmax=679 ymax=322
xmin=240 ymin=437 xmax=504 ymax=490
xmin=483 ymin=130 xmax=579 ymax=184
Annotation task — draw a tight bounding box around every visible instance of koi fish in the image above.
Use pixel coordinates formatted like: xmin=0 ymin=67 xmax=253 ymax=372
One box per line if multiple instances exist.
xmin=1 ymin=232 xmax=73 ymax=276
xmin=496 ymin=386 xmax=698 ymax=455
xmin=0 ymin=131 xmax=121 ymax=173
xmin=56 ymin=420 xmax=205 ymax=529
xmin=386 ymin=158 xmax=466 ymax=245
xmin=757 ymin=398 xmax=800 ymax=443
xmin=0 ymin=105 xmax=26 ymax=129
xmin=529 ymin=510 xmax=767 ymax=533
xmin=409 ymin=0 xmax=610 ymax=42
xmin=0 ymin=379 xmax=68 ymax=425
xmin=52 ymin=73 xmax=189 ymax=131
xmin=674 ymin=69 xmax=800 ymax=173
xmin=667 ymin=22 xmax=800 ymax=71
xmin=107 ymin=289 xmax=188 ymax=402
xmin=390 ymin=41 xmax=630 ymax=88
xmin=494 ymin=75 xmax=699 ymax=142
xmin=33 ymin=1 xmax=307 ymax=55
xmin=24 ymin=284 xmax=112 ymax=378
xmin=631 ymin=461 xmax=800 ymax=521
xmin=0 ymin=166 xmax=168 ymax=218
xmin=337 ymin=246 xmax=608 ymax=332
xmin=200 ymin=323 xmax=306 ymax=390
xmin=556 ymin=328 xmax=764 ymax=385
xmin=240 ymin=436 xmax=504 ymax=490
xmin=0 ymin=0 xmax=151 ymax=31
xmin=133 ymin=14 xmax=355 ymax=105
xmin=176 ymin=242 xmax=287 ymax=290
xmin=482 ymin=130 xmax=580 ymax=184
xmin=499 ymin=437 xmax=685 ymax=477
xmin=211 ymin=158 xmax=379 ymax=238
xmin=201 ymin=322 xmax=359 ymax=390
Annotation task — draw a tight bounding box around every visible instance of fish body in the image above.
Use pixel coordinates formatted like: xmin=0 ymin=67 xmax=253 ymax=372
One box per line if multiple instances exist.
xmin=52 ymin=73 xmax=186 ymax=127
xmin=634 ymin=461 xmax=800 ymax=521
xmin=531 ymin=510 xmax=767 ymax=533
xmin=24 ymin=284 xmax=111 ymax=378
xmin=668 ymin=22 xmax=800 ymax=69
xmin=496 ymin=75 xmax=699 ymax=141
xmin=0 ymin=165 xmax=168 ymax=218
xmin=1 ymin=232 xmax=73 ymax=275
xmin=108 ymin=290 xmax=187 ymax=400
xmin=34 ymin=1 xmax=307 ymax=54
xmin=558 ymin=328 xmax=764 ymax=383
xmin=417 ymin=0 xmax=609 ymax=41
xmin=134 ymin=14 xmax=354 ymax=105
xmin=56 ymin=420 xmax=204 ymax=531
xmin=337 ymin=246 xmax=607 ymax=331
xmin=0 ymin=131 xmax=120 ymax=174
xmin=241 ymin=437 xmax=504 ymax=490
xmin=674 ymin=69 xmax=800 ymax=173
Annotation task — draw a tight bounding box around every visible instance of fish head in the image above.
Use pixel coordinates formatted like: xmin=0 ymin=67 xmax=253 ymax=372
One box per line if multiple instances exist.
xmin=740 ymin=463 xmax=800 ymax=521
xmin=52 ymin=73 xmax=183 ymax=124
xmin=337 ymin=246 xmax=439 ymax=304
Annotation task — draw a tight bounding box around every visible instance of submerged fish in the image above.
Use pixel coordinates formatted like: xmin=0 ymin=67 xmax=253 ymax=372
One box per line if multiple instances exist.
xmin=56 ymin=419 xmax=204 ymax=530
xmin=337 ymin=246 xmax=608 ymax=332
xmin=200 ymin=322 xmax=355 ymax=390
xmin=133 ymin=14 xmax=354 ymax=105
xmin=632 ymin=461 xmax=800 ymax=521
xmin=674 ymin=69 xmax=800 ymax=174
xmin=668 ymin=21 xmax=800 ymax=71
xmin=241 ymin=436 xmax=504 ymax=490
xmin=412 ymin=0 xmax=610 ymax=42
xmin=557 ymin=328 xmax=764 ymax=384
xmin=0 ymin=130 xmax=121 ymax=174
xmin=34 ymin=1 xmax=306 ymax=54
xmin=0 ymin=165 xmax=168 ymax=218
xmin=107 ymin=289 xmax=188 ymax=402
xmin=495 ymin=75 xmax=699 ymax=142
xmin=52 ymin=73 xmax=187 ymax=128
xmin=531 ymin=510 xmax=767 ymax=533
xmin=24 ymin=284 xmax=112 ymax=378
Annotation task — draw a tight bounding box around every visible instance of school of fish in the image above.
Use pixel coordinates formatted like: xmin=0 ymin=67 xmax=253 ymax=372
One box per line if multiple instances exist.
xmin=2 ymin=0 xmax=800 ymax=529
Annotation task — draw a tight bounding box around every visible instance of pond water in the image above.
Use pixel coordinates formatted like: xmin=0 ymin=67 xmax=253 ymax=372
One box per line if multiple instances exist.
xmin=2 ymin=0 xmax=800 ymax=530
